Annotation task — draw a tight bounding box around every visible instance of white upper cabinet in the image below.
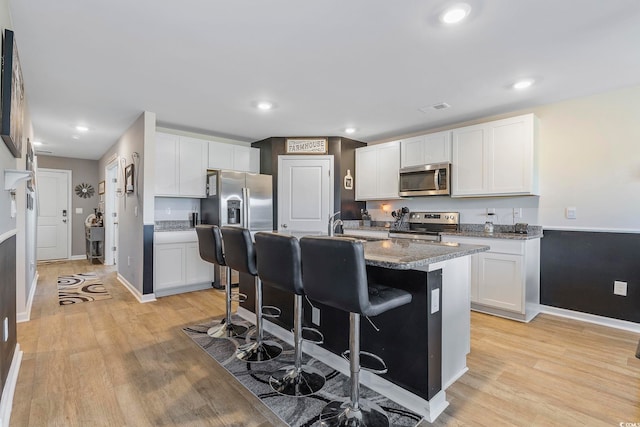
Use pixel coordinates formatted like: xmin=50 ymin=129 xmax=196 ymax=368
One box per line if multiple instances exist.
xmin=208 ymin=141 xmax=260 ymax=173
xmin=451 ymin=114 xmax=537 ymax=197
xmin=355 ymin=141 xmax=401 ymax=201
xmin=400 ymin=131 xmax=451 ymax=168
xmin=155 ymin=132 xmax=208 ymax=197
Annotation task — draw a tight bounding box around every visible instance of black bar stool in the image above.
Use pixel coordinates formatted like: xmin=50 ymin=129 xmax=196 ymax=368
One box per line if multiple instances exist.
xmin=255 ymin=232 xmax=325 ymax=396
xmin=195 ymin=225 xmax=247 ymax=338
xmin=221 ymin=226 xmax=283 ymax=363
xmin=300 ymin=236 xmax=413 ymax=427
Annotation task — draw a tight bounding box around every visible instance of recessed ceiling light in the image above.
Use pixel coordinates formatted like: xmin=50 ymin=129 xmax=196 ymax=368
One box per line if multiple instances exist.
xmin=345 ymin=127 xmax=357 ymax=134
xmin=75 ymin=125 xmax=89 ymax=132
xmin=440 ymin=3 xmax=471 ymax=24
xmin=513 ymin=79 xmax=534 ymax=90
xmin=71 ymin=135 xmax=80 ymax=140
xmin=256 ymin=101 xmax=274 ymax=111
xmin=32 ymin=140 xmax=43 ymax=146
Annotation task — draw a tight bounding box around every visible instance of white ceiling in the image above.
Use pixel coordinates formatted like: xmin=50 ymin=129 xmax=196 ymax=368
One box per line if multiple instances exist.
xmin=9 ymin=0 xmax=640 ymax=160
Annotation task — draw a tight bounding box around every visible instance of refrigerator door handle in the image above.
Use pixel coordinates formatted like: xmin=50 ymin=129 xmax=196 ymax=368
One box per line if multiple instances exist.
xmin=244 ymin=187 xmax=251 ymax=229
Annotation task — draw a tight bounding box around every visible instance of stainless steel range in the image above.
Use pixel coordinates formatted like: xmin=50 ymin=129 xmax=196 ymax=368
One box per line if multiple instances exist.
xmin=388 ymin=211 xmax=459 ymax=242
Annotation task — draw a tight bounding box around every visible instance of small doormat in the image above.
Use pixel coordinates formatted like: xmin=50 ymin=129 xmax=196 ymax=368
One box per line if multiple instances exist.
xmin=183 ymin=317 xmax=423 ymax=427
xmin=57 ymin=273 xmax=112 ymax=305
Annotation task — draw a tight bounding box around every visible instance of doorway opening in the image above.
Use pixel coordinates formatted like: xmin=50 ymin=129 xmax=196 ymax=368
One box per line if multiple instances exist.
xmin=104 ymin=159 xmax=119 ymax=265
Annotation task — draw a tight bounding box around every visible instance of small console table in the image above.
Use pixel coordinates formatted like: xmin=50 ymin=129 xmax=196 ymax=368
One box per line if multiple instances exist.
xmin=85 ymin=226 xmax=105 ymax=264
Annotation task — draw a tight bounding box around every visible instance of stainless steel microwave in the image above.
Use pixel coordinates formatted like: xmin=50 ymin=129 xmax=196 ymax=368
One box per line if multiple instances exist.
xmin=399 ymin=163 xmax=451 ymax=196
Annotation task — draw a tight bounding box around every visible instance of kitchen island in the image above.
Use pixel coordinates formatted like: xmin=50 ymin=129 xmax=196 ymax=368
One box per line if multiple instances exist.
xmin=236 ymin=236 xmax=488 ymax=422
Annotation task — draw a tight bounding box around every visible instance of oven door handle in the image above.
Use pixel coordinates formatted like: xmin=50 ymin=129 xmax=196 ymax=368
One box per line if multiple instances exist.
xmin=434 ymin=169 xmax=440 ymax=190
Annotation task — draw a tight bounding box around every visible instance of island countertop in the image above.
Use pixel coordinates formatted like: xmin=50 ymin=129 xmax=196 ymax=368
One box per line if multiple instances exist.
xmin=361 ymin=238 xmax=488 ymax=270
xmin=280 ymin=231 xmax=489 ymax=270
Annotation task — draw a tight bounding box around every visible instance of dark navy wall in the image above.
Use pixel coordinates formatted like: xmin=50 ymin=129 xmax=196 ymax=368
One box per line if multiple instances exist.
xmin=0 ymin=235 xmax=17 ymax=401
xmin=541 ymin=230 xmax=640 ymax=323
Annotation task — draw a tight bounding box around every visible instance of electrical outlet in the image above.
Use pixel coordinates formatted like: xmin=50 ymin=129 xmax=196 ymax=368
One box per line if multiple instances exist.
xmin=431 ymin=289 xmax=440 ymax=314
xmin=312 ymin=307 xmax=320 ymax=326
xmin=513 ymin=208 xmax=522 ymax=219
xmin=614 ymin=281 xmax=627 ymax=296
xmin=566 ymin=207 xmax=577 ymax=219
xmin=127 ymin=256 xmax=131 ymax=266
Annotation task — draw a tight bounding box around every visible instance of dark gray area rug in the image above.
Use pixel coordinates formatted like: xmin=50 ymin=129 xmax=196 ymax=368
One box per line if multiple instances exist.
xmin=183 ymin=317 xmax=423 ymax=427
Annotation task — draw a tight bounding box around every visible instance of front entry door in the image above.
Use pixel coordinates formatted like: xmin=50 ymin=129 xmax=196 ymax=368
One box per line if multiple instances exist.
xmin=278 ymin=155 xmax=333 ymax=233
xmin=37 ymin=169 xmax=70 ymax=260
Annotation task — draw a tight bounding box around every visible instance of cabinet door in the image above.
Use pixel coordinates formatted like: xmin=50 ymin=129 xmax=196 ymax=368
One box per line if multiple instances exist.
xmin=400 ymin=136 xmax=425 ymax=168
xmin=355 ymin=146 xmax=378 ymax=200
xmin=154 ymin=244 xmax=186 ymax=290
xmin=451 ymin=124 xmax=488 ymax=196
xmin=423 ymin=131 xmax=452 ymax=164
xmin=208 ymin=140 xmax=235 ymax=170
xmin=376 ymin=141 xmax=400 ymax=199
xmin=489 ymin=114 xmax=534 ymax=195
xmin=233 ymin=146 xmax=252 ymax=172
xmin=178 ymin=137 xmax=207 ymax=197
xmin=249 ymin=147 xmax=260 ymax=173
xmin=185 ymin=243 xmax=214 ymax=284
xmin=155 ymin=133 xmax=179 ymax=196
xmin=477 ymin=252 xmax=523 ymax=313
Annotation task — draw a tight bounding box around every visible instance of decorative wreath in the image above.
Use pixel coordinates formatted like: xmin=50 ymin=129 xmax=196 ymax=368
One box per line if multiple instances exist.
xmin=75 ymin=183 xmax=95 ymax=199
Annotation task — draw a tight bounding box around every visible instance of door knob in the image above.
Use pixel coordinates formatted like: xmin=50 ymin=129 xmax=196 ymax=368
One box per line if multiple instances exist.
xmin=281 ymin=224 xmax=288 ymax=228
xmin=62 ymin=219 xmax=67 ymax=223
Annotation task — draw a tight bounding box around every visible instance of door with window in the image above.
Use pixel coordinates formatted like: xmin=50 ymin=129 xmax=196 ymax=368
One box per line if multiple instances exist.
xmin=278 ymin=155 xmax=333 ymax=233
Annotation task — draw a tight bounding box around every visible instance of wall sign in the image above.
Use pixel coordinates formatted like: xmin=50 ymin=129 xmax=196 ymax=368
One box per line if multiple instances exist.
xmin=285 ymin=138 xmax=328 ymax=154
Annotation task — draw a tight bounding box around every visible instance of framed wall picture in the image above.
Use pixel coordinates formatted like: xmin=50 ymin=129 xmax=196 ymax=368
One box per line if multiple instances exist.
xmin=125 ymin=164 xmax=134 ymax=193
xmin=285 ymin=138 xmax=328 ymax=154
xmin=1 ymin=29 xmax=25 ymax=158
xmin=98 ymin=180 xmax=105 ymax=195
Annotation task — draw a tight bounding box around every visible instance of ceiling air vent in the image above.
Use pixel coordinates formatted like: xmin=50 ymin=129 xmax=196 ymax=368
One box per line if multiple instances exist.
xmin=418 ymin=102 xmax=451 ymax=113
xmin=35 ymin=150 xmax=53 ymax=155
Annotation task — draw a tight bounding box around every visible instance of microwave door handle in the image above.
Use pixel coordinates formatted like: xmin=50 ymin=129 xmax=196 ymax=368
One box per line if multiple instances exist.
xmin=434 ymin=169 xmax=440 ymax=190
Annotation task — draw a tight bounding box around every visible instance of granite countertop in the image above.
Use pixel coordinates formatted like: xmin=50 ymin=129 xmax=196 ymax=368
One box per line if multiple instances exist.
xmin=343 ymin=222 xmax=543 ymax=240
xmin=278 ymin=231 xmax=489 ymax=270
xmin=362 ymin=238 xmax=488 ymax=270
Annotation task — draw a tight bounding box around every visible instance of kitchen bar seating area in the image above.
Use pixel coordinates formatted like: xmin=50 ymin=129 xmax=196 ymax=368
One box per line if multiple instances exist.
xmin=192 ymin=223 xmax=489 ymax=423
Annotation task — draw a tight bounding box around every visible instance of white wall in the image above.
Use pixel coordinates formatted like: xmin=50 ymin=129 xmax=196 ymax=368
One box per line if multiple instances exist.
xmin=368 ymin=85 xmax=640 ymax=232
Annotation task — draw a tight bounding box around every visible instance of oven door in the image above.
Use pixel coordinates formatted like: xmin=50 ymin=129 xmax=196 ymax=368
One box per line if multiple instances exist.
xmin=399 ymin=163 xmax=450 ymax=196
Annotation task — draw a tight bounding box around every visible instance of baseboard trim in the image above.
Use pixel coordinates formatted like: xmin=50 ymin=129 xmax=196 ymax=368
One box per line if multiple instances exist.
xmin=539 ymin=305 xmax=640 ymax=333
xmin=117 ymin=273 xmax=156 ymax=303
xmin=69 ymin=255 xmax=86 ymax=260
xmin=17 ymin=272 xmax=39 ymax=323
xmin=0 ymin=344 xmax=23 ymax=427
xmin=154 ymin=282 xmax=212 ymax=298
xmin=236 ymin=307 xmax=443 ymax=423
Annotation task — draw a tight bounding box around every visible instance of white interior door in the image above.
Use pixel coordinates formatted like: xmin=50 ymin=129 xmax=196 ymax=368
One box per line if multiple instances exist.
xmin=104 ymin=160 xmax=119 ymax=265
xmin=37 ymin=169 xmax=71 ymax=260
xmin=278 ymin=155 xmax=333 ymax=233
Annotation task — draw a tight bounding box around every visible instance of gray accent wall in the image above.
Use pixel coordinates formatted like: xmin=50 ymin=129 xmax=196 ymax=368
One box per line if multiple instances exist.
xmin=37 ymin=156 xmax=99 ymax=257
xmin=98 ymin=111 xmax=155 ymax=296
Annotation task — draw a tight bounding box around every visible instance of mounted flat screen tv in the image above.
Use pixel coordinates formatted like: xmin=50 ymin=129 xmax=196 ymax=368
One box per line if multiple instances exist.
xmin=1 ymin=29 xmax=25 ymax=158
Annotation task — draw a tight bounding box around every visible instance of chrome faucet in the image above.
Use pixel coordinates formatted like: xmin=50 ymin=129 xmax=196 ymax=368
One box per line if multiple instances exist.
xmin=328 ymin=211 xmax=343 ymax=236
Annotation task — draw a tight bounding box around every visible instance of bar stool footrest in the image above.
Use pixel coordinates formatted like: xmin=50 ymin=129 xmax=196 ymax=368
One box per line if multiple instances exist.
xmin=301 ymin=327 xmax=324 ymax=344
xmin=230 ymin=292 xmax=247 ymax=303
xmin=341 ymin=350 xmax=388 ymax=374
xmin=261 ymin=305 xmax=281 ymax=318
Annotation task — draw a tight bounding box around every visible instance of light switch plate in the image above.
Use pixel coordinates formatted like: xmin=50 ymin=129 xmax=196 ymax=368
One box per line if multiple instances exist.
xmin=566 ymin=207 xmax=577 ymax=219
xmin=312 ymin=307 xmax=320 ymax=325
xmin=75 ymin=207 xmax=83 ymax=214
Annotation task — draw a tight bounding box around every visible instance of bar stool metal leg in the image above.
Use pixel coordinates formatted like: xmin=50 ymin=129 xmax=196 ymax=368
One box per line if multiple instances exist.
xmin=319 ymin=313 xmax=389 ymax=427
xmin=269 ymin=295 xmax=325 ymax=396
xmin=208 ymin=266 xmax=248 ymax=338
xmin=236 ymin=277 xmax=283 ymax=362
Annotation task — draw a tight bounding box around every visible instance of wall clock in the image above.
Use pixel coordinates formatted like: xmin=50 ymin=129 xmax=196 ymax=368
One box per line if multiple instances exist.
xmin=75 ymin=183 xmax=95 ymax=199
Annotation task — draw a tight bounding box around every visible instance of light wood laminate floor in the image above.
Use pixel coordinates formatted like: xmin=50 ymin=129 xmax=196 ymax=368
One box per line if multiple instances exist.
xmin=11 ymin=260 xmax=640 ymax=426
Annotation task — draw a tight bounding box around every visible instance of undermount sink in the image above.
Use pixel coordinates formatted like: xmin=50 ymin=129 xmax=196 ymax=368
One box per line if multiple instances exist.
xmin=341 ymin=234 xmax=388 ymax=243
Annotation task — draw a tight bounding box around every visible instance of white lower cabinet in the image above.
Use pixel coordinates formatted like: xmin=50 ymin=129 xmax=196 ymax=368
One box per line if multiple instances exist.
xmin=441 ymin=235 xmax=540 ymax=322
xmin=154 ymin=231 xmax=214 ymax=296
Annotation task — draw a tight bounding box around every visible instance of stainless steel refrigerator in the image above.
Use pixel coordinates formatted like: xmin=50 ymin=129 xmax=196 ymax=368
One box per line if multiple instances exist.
xmin=200 ymin=169 xmax=273 ymax=286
